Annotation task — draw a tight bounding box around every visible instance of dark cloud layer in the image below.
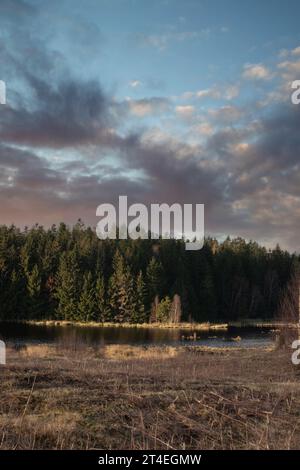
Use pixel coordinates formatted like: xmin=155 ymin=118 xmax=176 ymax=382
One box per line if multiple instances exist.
xmin=1 ymin=70 xmax=300 ymax=250
xmin=0 ymin=76 xmax=115 ymax=147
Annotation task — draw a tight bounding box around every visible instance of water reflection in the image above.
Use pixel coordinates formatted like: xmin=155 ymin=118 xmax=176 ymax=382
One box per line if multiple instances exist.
xmin=0 ymin=322 xmax=273 ymax=348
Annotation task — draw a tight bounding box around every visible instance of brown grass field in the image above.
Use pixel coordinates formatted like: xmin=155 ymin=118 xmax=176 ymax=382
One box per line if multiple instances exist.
xmin=0 ymin=342 xmax=300 ymax=450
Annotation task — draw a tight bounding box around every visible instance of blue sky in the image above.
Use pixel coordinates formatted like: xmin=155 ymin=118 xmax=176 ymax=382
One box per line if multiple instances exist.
xmin=33 ymin=0 xmax=300 ymax=95
xmin=1 ymin=0 xmax=300 ymax=250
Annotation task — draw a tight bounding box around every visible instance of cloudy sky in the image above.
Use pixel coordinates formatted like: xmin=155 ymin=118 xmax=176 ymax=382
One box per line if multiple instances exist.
xmin=1 ymin=0 xmax=300 ymax=250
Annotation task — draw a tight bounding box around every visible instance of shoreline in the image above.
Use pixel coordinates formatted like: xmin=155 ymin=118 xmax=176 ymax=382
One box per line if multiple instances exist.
xmin=1 ymin=319 xmax=229 ymax=330
xmin=1 ymin=318 xmax=299 ymax=330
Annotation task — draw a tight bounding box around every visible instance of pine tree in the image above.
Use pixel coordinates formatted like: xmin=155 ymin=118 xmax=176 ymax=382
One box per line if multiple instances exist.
xmin=78 ymin=271 xmax=96 ymax=321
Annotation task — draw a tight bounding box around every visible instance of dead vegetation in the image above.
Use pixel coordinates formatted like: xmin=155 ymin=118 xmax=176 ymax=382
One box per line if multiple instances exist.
xmin=0 ymin=342 xmax=300 ymax=450
xmin=275 ymin=270 xmax=300 ymax=349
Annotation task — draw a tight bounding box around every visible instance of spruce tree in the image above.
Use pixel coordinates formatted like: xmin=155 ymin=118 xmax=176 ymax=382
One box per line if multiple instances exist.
xmin=133 ymin=270 xmax=148 ymax=323
xmin=146 ymin=257 xmax=164 ymax=305
xmin=198 ymin=259 xmax=217 ymax=321
xmin=3 ymin=269 xmax=26 ymax=320
xmin=0 ymin=223 xmax=295 ymax=323
xmin=108 ymin=250 xmax=136 ymax=322
xmin=78 ymin=271 xmax=96 ymax=321
xmin=95 ymin=272 xmax=111 ymax=321
xmin=55 ymin=251 xmax=80 ymax=320
xmin=27 ymin=264 xmax=42 ymax=319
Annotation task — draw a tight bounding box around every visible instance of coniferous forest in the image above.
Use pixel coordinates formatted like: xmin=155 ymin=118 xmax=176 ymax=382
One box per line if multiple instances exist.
xmin=0 ymin=221 xmax=297 ymax=323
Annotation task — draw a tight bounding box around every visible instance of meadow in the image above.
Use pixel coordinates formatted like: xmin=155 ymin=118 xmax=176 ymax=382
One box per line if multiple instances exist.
xmin=0 ymin=342 xmax=299 ymax=450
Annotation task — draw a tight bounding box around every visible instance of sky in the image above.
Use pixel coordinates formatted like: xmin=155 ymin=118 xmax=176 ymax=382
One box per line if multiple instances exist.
xmin=1 ymin=0 xmax=300 ymax=250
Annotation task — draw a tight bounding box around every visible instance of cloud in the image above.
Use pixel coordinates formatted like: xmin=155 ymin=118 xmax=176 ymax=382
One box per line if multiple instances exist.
xmin=278 ymin=48 xmax=289 ymax=59
xmin=134 ymin=29 xmax=211 ymax=51
xmin=224 ymin=84 xmax=240 ymax=100
xmin=175 ymin=105 xmax=195 ymax=118
xmin=181 ymin=84 xmax=239 ymax=102
xmin=1 ymin=5 xmax=300 ymax=251
xmin=0 ymin=75 xmax=131 ymax=148
xmin=126 ymin=97 xmax=170 ymax=117
xmin=208 ymin=105 xmax=243 ymax=123
xmin=129 ymin=80 xmax=142 ymax=88
xmin=202 ymin=102 xmax=300 ymax=249
xmin=0 ymin=0 xmax=36 ymax=18
xmin=242 ymin=63 xmax=272 ymax=80
xmin=196 ymin=88 xmax=221 ymax=99
xmin=2 ymin=95 xmax=300 ymax=250
xmin=192 ymin=123 xmax=214 ymax=136
xmin=291 ymin=46 xmax=300 ymax=56
xmin=277 ymin=58 xmax=300 ymax=82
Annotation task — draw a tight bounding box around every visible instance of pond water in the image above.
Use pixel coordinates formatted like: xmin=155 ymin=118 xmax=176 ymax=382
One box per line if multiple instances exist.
xmin=0 ymin=322 xmax=274 ymax=348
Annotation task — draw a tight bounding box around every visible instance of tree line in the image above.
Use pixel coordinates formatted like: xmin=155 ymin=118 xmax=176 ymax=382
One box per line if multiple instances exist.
xmin=0 ymin=221 xmax=297 ymax=323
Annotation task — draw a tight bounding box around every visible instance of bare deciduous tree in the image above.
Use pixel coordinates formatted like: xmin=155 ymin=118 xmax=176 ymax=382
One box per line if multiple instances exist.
xmin=169 ymin=294 xmax=182 ymax=324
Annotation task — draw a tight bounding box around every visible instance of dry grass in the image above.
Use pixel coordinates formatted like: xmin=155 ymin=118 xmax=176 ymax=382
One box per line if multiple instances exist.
xmin=22 ymin=344 xmax=54 ymax=358
xmin=26 ymin=320 xmax=229 ymax=330
xmin=0 ymin=342 xmax=300 ymax=450
xmin=103 ymin=344 xmax=179 ymax=360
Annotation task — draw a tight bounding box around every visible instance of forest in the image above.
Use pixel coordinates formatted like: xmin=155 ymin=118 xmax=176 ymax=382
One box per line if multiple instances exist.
xmin=0 ymin=221 xmax=297 ymax=323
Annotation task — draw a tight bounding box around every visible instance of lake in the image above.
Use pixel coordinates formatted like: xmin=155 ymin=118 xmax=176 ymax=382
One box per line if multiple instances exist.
xmin=0 ymin=322 xmax=274 ymax=348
